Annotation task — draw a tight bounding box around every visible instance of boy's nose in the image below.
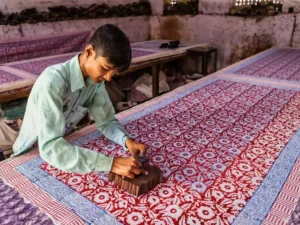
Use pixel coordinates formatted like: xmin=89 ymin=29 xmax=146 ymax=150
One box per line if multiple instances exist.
xmin=104 ymin=71 xmax=115 ymax=81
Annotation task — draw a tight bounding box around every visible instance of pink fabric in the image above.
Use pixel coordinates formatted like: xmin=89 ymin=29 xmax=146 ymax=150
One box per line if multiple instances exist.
xmin=130 ymin=88 xmax=149 ymax=103
xmin=0 ymin=69 xmax=24 ymax=85
xmin=116 ymin=75 xmax=150 ymax=103
xmin=10 ymin=55 xmax=76 ymax=76
xmin=235 ymin=49 xmax=300 ymax=81
xmin=132 ymin=49 xmax=157 ymax=59
xmin=0 ymin=31 xmax=91 ymax=64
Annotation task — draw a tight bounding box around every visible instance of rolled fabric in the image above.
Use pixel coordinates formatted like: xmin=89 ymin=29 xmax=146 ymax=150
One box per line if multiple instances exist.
xmin=3 ymin=149 xmax=13 ymax=157
xmin=0 ymin=148 xmax=5 ymax=161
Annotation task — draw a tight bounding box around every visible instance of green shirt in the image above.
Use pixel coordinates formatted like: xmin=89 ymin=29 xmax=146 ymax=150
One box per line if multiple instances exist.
xmin=13 ymin=55 xmax=129 ymax=173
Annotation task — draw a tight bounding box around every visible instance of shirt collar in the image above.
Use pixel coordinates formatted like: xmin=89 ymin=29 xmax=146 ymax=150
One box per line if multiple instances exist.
xmin=69 ymin=54 xmax=86 ymax=92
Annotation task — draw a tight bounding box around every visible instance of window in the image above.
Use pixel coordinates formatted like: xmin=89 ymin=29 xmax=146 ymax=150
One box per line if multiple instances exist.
xmin=231 ymin=0 xmax=284 ymax=16
xmin=163 ymin=0 xmax=199 ymax=15
xmin=234 ymin=0 xmax=283 ymax=7
xmin=170 ymin=0 xmax=181 ymax=5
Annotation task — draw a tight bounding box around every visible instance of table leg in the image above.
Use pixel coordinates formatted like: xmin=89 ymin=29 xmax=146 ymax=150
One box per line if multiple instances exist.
xmin=214 ymin=51 xmax=218 ymax=72
xmin=202 ymin=54 xmax=208 ymax=76
xmin=152 ymin=64 xmax=160 ymax=97
xmin=195 ymin=56 xmax=199 ymax=74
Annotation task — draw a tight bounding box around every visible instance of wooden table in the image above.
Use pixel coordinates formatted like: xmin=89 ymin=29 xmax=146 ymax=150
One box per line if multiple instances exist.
xmin=0 ymin=40 xmax=208 ymax=103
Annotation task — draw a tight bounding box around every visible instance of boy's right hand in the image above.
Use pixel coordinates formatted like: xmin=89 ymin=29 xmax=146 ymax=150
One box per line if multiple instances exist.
xmin=111 ymin=157 xmax=144 ymax=178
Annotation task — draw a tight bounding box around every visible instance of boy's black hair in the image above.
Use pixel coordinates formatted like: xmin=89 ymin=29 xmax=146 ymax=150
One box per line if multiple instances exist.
xmin=88 ymin=24 xmax=132 ymax=72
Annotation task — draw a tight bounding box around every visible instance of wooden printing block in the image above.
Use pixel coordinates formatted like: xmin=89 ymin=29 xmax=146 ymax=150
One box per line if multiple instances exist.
xmin=108 ymin=156 xmax=163 ymax=196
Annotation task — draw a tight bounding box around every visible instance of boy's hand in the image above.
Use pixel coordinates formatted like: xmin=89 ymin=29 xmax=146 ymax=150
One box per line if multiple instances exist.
xmin=125 ymin=138 xmax=148 ymax=158
xmin=111 ymin=157 xmax=147 ymax=178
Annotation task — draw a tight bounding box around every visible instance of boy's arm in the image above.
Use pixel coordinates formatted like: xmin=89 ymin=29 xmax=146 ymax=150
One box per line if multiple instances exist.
xmin=89 ymin=83 xmax=129 ymax=150
xmin=38 ymin=83 xmax=114 ymax=173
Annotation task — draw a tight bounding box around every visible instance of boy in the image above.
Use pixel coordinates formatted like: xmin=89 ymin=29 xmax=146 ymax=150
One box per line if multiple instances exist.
xmin=12 ymin=24 xmax=147 ymax=178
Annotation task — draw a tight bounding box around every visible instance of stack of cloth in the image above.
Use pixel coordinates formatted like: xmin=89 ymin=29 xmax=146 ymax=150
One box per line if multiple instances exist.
xmin=132 ymin=71 xmax=170 ymax=98
xmin=0 ymin=98 xmax=27 ymax=157
xmin=0 ymin=119 xmax=22 ymax=157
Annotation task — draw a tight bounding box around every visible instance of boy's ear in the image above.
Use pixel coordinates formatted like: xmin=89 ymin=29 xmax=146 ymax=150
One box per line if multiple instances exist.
xmin=84 ymin=44 xmax=95 ymax=58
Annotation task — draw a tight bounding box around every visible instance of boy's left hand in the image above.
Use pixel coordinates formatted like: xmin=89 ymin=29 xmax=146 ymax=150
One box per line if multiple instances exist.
xmin=125 ymin=138 xmax=147 ymax=158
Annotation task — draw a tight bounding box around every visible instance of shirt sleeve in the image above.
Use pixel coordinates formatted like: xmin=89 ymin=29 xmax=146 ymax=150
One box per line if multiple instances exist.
xmin=89 ymin=83 xmax=129 ymax=150
xmin=37 ymin=83 xmax=114 ymax=173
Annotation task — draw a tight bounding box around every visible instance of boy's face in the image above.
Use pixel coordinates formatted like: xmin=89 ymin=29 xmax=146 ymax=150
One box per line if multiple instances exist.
xmin=83 ymin=46 xmax=118 ymax=83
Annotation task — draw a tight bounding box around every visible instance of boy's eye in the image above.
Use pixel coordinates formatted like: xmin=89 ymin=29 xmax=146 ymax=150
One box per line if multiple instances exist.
xmin=101 ymin=66 xmax=108 ymax=71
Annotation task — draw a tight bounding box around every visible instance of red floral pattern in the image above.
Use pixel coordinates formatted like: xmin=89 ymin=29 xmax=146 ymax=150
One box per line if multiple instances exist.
xmin=41 ymin=80 xmax=300 ymax=224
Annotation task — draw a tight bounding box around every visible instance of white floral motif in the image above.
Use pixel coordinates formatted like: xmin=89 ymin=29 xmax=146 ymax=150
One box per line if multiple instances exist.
xmin=213 ymin=163 xmax=226 ymax=172
xmin=158 ymin=187 xmax=173 ymax=198
xmin=94 ymin=192 xmax=109 ymax=203
xmin=263 ymin=135 xmax=276 ymax=141
xmin=175 ymin=174 xmax=185 ymax=182
xmin=191 ymin=130 xmax=201 ymax=136
xmin=166 ymin=146 xmax=175 ymax=152
xmin=212 ymin=190 xmax=224 ymax=200
xmin=187 ymin=216 xmax=201 ymax=225
xmin=161 ymin=168 xmax=171 ymax=177
xmin=149 ymin=133 xmax=159 ymax=138
xmin=228 ymin=147 xmax=241 ymax=155
xmin=220 ymin=182 xmax=235 ymax=193
xmin=126 ymin=212 xmax=143 ymax=225
xmin=219 ymin=138 xmax=230 ymax=144
xmin=179 ymin=152 xmax=192 ymax=159
xmin=196 ymin=157 xmax=206 ymax=164
xmin=153 ymin=155 xmax=164 ymax=163
xmin=242 ymin=134 xmax=254 ymax=141
xmin=118 ymin=200 xmax=127 ymax=208
xmin=207 ymin=173 xmax=215 ymax=179
xmin=252 ymin=148 xmax=265 ymax=155
xmin=184 ymin=194 xmax=194 ymax=202
xmin=265 ymin=158 xmax=274 ymax=166
xmin=197 ymin=138 xmax=209 ymax=145
xmin=251 ymin=176 xmax=263 ymax=185
xmin=174 ymin=141 xmax=185 ymax=148
xmin=67 ymin=176 xmax=82 ymax=185
xmin=213 ymin=142 xmax=222 ymax=148
xmin=183 ymin=168 xmax=197 ymax=176
xmin=171 ymin=130 xmax=181 ymax=135
xmin=232 ymin=169 xmax=243 ymax=178
xmin=238 ymin=163 xmax=252 ymax=172
xmin=192 ymin=182 xmax=207 ymax=193
xmin=232 ymin=199 xmax=246 ymax=211
xmin=153 ymin=141 xmax=163 ymax=148
xmin=88 ymin=182 xmax=97 ymax=189
xmin=203 ymin=152 xmax=215 ymax=159
xmin=197 ymin=206 xmax=215 ymax=220
xmin=164 ymin=205 xmax=183 ymax=220
xmin=148 ymin=196 xmax=159 ymax=205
